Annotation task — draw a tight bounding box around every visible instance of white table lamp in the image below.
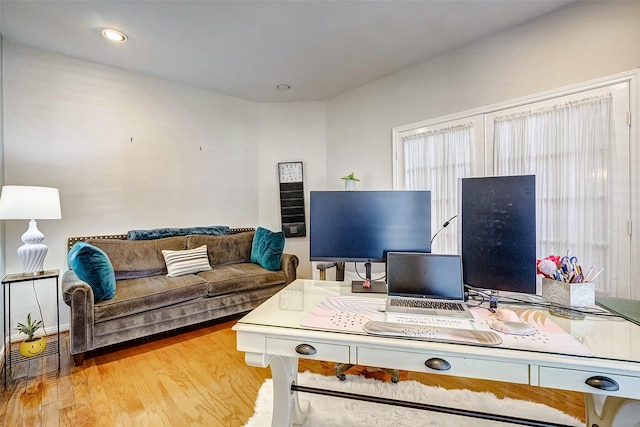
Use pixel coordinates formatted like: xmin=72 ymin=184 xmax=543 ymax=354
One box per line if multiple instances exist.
xmin=0 ymin=185 xmax=62 ymax=275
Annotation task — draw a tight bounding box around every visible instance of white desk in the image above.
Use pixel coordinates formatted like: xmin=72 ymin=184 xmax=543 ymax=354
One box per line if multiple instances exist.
xmin=234 ymin=280 xmax=640 ymax=426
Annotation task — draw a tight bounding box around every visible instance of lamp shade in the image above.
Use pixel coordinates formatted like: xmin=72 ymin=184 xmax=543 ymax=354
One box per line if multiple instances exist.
xmin=0 ymin=186 xmax=62 ymax=220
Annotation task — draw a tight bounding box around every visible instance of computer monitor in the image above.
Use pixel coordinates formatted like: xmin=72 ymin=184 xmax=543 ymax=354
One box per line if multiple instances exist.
xmin=458 ymin=175 xmax=536 ymax=295
xmin=310 ymin=190 xmax=431 ymax=291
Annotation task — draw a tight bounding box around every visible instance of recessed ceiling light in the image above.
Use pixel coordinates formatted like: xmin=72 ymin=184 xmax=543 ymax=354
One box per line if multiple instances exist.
xmin=102 ymin=28 xmax=127 ymax=43
xmin=276 ymin=84 xmax=291 ymax=91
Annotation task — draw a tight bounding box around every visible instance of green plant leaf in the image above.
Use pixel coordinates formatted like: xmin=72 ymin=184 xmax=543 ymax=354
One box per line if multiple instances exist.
xmin=14 ymin=312 xmax=43 ymax=340
xmin=340 ymin=172 xmax=360 ymax=181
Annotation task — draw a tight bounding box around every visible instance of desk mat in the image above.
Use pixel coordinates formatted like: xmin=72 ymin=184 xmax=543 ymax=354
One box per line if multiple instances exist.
xmin=301 ymin=296 xmax=592 ymax=356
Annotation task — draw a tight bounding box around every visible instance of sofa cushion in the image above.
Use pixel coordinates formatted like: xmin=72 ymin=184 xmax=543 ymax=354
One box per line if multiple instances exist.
xmin=93 ymin=274 xmax=209 ymax=322
xmin=68 ymin=242 xmax=117 ymax=302
xmin=86 ymin=236 xmax=187 ymax=280
xmin=127 ymin=225 xmax=230 ymax=240
xmin=197 ymin=263 xmax=287 ymax=296
xmin=251 ymin=227 xmax=285 ymax=271
xmin=186 ymin=232 xmax=254 ymax=266
xmin=162 ymin=245 xmax=212 ymax=277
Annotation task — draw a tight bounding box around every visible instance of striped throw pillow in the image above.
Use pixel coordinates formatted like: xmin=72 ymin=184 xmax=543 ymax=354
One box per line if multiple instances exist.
xmin=162 ymin=245 xmax=212 ymax=277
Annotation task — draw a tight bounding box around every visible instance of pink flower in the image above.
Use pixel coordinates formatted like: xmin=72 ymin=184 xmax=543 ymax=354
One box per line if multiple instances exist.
xmin=536 ymin=255 xmax=561 ymax=278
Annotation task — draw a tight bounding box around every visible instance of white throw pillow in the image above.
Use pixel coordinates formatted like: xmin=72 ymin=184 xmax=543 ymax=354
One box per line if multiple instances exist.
xmin=162 ymin=245 xmax=212 ymax=277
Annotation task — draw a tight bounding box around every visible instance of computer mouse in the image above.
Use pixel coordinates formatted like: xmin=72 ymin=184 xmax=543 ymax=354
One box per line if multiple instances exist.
xmin=495 ymin=308 xmax=520 ymax=323
xmin=490 ymin=320 xmax=535 ymax=336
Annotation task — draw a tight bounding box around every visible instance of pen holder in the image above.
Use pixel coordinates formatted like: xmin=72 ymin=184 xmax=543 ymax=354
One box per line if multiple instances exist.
xmin=541 ymin=277 xmax=595 ymax=307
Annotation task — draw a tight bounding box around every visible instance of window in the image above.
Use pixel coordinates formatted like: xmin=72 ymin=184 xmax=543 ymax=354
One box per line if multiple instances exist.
xmin=393 ymin=73 xmax=635 ymax=298
xmin=399 ymin=123 xmax=472 ymax=254
xmin=394 ymin=116 xmax=485 ymax=254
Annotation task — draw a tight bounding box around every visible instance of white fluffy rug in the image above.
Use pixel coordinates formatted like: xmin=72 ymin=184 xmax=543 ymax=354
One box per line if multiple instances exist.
xmin=244 ymin=371 xmax=582 ymax=427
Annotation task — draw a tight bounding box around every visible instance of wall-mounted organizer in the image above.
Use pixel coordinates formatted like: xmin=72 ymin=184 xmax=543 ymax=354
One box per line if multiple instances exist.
xmin=278 ymin=161 xmax=306 ymax=238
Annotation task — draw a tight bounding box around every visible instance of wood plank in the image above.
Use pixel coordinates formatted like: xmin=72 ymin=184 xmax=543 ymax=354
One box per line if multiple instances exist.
xmin=0 ymin=319 xmax=586 ymax=425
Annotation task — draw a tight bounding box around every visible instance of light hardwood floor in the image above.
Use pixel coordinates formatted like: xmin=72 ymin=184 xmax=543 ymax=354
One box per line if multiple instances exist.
xmin=1 ymin=316 xmax=586 ymax=426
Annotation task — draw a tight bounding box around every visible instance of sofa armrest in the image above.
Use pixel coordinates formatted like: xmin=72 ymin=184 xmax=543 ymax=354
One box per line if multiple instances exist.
xmin=62 ymin=269 xmax=96 ymax=356
xmin=281 ymin=253 xmax=299 ymax=284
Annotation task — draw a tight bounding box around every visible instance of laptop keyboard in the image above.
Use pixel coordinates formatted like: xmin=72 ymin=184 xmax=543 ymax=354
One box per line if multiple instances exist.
xmin=389 ymin=299 xmax=465 ymax=311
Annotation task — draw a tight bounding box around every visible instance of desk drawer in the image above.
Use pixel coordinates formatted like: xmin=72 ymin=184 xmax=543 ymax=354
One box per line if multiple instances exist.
xmin=538 ymin=367 xmax=640 ymax=399
xmin=266 ymin=337 xmax=351 ymax=363
xmin=358 ymin=347 xmax=529 ymax=384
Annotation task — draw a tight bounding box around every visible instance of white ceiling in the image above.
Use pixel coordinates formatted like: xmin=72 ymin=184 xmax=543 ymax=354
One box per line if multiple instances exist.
xmin=0 ymin=0 xmax=574 ymax=103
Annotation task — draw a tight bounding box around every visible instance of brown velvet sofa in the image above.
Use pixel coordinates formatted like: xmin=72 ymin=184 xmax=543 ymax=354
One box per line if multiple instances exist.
xmin=61 ymin=229 xmax=298 ymax=365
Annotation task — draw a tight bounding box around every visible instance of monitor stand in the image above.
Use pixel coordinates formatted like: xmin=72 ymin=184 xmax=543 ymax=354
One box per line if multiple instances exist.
xmin=351 ymin=262 xmax=387 ymax=294
xmin=351 ymin=280 xmax=387 ymax=294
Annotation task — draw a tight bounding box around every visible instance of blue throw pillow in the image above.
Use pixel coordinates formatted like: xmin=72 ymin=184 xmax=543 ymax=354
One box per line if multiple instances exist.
xmin=251 ymin=227 xmax=285 ymax=271
xmin=68 ymin=242 xmax=117 ymax=302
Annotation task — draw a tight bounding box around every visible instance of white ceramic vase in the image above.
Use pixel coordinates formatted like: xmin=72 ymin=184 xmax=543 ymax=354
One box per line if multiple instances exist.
xmin=344 ymin=180 xmax=356 ymax=191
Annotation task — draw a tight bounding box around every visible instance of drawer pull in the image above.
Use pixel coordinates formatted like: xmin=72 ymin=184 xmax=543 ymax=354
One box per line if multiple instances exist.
xmin=425 ymin=358 xmax=451 ymax=371
xmin=295 ymin=344 xmax=317 ymax=356
xmin=585 ymin=376 xmax=619 ymax=391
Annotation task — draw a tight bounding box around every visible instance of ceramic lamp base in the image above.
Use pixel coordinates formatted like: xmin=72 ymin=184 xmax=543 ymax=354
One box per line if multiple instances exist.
xmin=18 ymin=219 xmax=48 ymax=274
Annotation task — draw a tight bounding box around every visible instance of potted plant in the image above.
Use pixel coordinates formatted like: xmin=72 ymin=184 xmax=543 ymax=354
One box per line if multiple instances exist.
xmin=15 ymin=313 xmax=47 ymax=357
xmin=340 ymin=172 xmax=360 ymax=191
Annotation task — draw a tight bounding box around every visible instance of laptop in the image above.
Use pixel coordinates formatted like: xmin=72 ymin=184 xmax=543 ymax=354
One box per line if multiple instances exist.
xmin=385 ymin=252 xmax=474 ymax=320
xmin=596 ymin=296 xmax=640 ymax=326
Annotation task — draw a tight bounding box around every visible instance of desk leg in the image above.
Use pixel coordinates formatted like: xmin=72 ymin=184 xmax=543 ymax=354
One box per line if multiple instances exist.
xmin=269 ymin=355 xmax=309 ymax=426
xmin=245 ymin=353 xmax=310 ymax=427
xmin=585 ymin=393 xmax=640 ymax=427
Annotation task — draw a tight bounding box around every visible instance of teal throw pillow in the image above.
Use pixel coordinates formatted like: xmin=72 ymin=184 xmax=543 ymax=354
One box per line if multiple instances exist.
xmin=68 ymin=242 xmax=117 ymax=302
xmin=251 ymin=227 xmax=285 ymax=271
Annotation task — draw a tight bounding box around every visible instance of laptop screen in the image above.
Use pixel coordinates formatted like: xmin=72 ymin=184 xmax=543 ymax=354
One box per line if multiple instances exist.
xmin=386 ymin=252 xmax=464 ymax=300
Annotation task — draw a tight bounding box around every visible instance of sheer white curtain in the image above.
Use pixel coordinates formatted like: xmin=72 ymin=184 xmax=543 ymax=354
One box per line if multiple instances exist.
xmin=493 ymin=94 xmax=615 ymax=293
xmin=403 ymin=124 xmax=472 ymax=253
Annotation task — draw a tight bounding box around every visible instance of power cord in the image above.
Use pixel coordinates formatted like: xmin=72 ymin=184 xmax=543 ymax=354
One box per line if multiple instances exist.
xmin=464 ymin=289 xmax=487 ymax=309
xmin=32 ymin=281 xmax=47 ymax=333
xmin=465 ymin=284 xmax=619 ymax=318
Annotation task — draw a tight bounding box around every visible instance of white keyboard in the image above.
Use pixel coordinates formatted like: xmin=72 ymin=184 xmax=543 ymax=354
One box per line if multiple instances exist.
xmin=385 ymin=313 xmax=474 ymax=330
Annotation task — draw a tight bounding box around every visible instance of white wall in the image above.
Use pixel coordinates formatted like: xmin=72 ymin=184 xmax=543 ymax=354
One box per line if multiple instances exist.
xmin=4 ymin=0 xmax=640 ymax=336
xmin=0 ymin=18 xmax=5 ymax=345
xmin=2 ymin=41 xmax=260 ymax=330
xmin=325 ymin=1 xmax=640 ymax=188
xmin=257 ymin=102 xmax=326 ymax=278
